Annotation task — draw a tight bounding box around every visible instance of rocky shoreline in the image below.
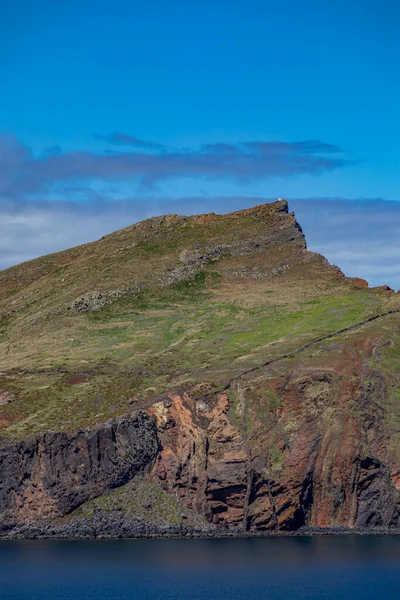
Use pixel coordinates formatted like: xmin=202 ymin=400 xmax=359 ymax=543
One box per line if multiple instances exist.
xmin=2 ymin=201 xmax=400 ymax=538
xmin=2 ymin=511 xmax=400 ymax=540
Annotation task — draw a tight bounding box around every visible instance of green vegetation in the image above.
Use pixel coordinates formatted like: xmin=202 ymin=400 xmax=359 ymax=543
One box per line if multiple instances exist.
xmin=0 ymin=200 xmax=398 ymax=440
xmin=71 ymin=479 xmax=206 ymax=527
xmin=0 ymin=285 xmax=392 ymax=440
xmin=0 ymin=315 xmax=10 ymax=341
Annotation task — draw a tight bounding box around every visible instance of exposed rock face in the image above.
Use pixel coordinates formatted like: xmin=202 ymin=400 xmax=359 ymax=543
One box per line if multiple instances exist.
xmin=67 ymin=291 xmax=109 ymax=313
xmin=0 ymin=411 xmax=158 ymax=524
xmin=162 ymin=202 xmax=306 ymax=286
xmin=351 ymin=277 xmax=369 ymax=288
xmin=372 ymin=285 xmax=394 ymax=293
xmin=148 ymin=392 xmax=250 ymax=527
xmin=1 ymin=199 xmax=400 ymax=536
xmin=66 ymin=287 xmax=137 ymax=313
xmin=3 ymin=348 xmax=400 ymax=534
xmin=148 ymin=345 xmax=400 ymax=532
xmin=2 ymin=372 xmax=400 ymax=536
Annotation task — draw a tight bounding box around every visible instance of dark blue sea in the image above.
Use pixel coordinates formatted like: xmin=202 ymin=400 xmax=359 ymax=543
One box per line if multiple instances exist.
xmin=1 ymin=536 xmax=400 ymax=599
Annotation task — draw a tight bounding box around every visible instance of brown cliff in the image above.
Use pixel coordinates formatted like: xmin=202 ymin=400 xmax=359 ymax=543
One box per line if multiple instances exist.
xmin=0 ymin=412 xmax=158 ymax=526
xmin=1 ymin=199 xmax=400 ymax=536
xmin=148 ymin=337 xmax=400 ymax=531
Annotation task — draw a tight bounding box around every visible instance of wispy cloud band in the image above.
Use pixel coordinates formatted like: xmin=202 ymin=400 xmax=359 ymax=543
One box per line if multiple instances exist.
xmin=0 ymin=132 xmax=352 ymax=199
xmin=1 ymin=196 xmax=399 ymax=290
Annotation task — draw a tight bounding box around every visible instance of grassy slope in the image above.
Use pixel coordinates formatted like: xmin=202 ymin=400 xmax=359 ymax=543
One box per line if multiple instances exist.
xmin=69 ymin=479 xmax=207 ymax=527
xmin=0 ymin=200 xmax=398 ymax=439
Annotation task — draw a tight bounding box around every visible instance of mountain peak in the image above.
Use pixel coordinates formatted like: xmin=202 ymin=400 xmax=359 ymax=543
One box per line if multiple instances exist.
xmin=1 ymin=197 xmax=400 ymax=536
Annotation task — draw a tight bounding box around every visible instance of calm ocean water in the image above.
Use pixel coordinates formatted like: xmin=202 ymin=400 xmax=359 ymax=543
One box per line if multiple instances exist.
xmin=1 ymin=536 xmax=400 ymax=599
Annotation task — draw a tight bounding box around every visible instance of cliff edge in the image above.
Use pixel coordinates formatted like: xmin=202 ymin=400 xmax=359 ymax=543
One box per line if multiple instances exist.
xmin=1 ymin=199 xmax=400 ymax=537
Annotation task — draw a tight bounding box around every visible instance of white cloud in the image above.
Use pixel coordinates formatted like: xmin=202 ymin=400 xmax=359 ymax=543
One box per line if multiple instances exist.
xmin=1 ymin=197 xmax=400 ymax=290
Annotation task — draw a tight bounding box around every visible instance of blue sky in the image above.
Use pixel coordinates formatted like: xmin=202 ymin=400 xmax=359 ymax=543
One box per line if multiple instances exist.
xmin=1 ymin=0 xmax=400 ymax=286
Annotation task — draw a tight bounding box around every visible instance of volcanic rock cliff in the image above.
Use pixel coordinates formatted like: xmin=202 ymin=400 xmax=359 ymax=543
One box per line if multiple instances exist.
xmin=1 ymin=199 xmax=400 ymax=537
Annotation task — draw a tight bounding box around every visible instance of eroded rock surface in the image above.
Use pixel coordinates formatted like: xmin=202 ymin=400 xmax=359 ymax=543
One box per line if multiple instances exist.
xmin=147 ymin=341 xmax=400 ymax=532
xmin=0 ymin=411 xmax=158 ymax=524
xmin=1 ymin=342 xmax=400 ymax=535
xmin=1 ymin=199 xmax=400 ymax=536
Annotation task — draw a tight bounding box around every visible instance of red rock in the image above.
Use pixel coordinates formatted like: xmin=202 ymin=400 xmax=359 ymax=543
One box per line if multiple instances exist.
xmin=145 ymin=337 xmax=400 ymax=531
xmin=351 ymin=277 xmax=369 ymax=288
xmin=372 ymin=285 xmax=394 ymax=293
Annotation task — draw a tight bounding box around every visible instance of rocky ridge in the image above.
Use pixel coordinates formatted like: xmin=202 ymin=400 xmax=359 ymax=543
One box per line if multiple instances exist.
xmin=1 ymin=199 xmax=400 ymax=537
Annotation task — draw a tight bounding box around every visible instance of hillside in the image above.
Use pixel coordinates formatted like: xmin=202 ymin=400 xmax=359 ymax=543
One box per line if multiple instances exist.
xmin=1 ymin=199 xmax=400 ymax=536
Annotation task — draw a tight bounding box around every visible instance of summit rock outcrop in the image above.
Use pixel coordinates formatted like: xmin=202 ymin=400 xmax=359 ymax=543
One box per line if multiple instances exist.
xmin=1 ymin=199 xmax=400 ymax=536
